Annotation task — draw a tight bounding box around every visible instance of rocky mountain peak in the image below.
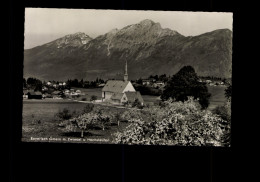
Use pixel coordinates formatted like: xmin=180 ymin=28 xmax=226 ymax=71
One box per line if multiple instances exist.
xmin=55 ymin=32 xmax=92 ymax=48
xmin=139 ymin=19 xmax=155 ymax=26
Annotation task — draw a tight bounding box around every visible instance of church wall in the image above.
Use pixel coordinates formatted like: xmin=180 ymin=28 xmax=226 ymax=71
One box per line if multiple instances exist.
xmin=121 ymin=93 xmax=127 ymax=103
xmin=102 ymin=91 xmax=114 ymax=100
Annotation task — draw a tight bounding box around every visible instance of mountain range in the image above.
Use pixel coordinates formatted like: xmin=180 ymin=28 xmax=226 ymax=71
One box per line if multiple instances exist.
xmin=24 ymin=19 xmax=232 ymax=81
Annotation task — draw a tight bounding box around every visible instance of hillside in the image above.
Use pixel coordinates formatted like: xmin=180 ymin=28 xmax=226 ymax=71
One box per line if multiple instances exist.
xmin=24 ymin=19 xmax=232 ymax=81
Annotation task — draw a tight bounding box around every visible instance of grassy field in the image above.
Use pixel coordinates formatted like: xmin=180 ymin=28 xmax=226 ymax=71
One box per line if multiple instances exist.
xmin=22 ymin=99 xmax=128 ymax=143
xmin=207 ymin=85 xmax=227 ymax=110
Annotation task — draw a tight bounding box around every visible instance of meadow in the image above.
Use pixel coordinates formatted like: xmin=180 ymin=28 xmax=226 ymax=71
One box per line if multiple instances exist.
xmin=207 ymin=85 xmax=227 ymax=110
xmin=22 ymin=99 xmax=128 ymax=143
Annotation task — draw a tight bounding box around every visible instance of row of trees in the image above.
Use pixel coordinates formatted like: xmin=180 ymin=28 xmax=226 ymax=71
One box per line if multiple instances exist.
xmin=23 ymin=77 xmax=43 ymax=91
xmin=135 ymin=74 xmax=170 ymax=85
xmin=66 ymin=78 xmax=105 ymax=88
xmin=134 ymin=85 xmax=162 ymax=96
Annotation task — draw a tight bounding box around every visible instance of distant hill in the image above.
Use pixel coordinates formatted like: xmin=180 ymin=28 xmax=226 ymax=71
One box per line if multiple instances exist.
xmin=24 ymin=19 xmax=232 ymax=81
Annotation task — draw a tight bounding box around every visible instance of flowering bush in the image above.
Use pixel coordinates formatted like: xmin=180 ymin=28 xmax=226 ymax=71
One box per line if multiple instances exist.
xmin=114 ymin=97 xmax=230 ymax=146
xmin=61 ymin=110 xmax=113 ymax=137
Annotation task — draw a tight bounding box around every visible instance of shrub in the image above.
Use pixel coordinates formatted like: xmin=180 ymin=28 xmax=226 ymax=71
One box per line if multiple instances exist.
xmin=212 ymin=102 xmax=231 ymax=123
xmin=132 ymin=99 xmax=143 ymax=109
xmin=82 ymin=104 xmax=94 ymax=114
xmin=212 ymin=102 xmax=231 ymax=147
xmin=90 ymin=95 xmax=97 ymax=101
xmin=114 ymin=97 xmax=230 ymax=146
xmin=55 ymin=108 xmax=77 ymax=121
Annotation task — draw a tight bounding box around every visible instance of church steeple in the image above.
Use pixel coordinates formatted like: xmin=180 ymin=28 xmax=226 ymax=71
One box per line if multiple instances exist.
xmin=124 ymin=59 xmax=128 ymax=82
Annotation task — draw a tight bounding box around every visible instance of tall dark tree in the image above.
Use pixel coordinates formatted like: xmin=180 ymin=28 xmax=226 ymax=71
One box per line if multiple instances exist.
xmin=161 ymin=66 xmax=211 ymax=109
xmin=23 ymin=78 xmax=27 ymax=88
xmin=225 ymin=83 xmax=232 ymax=101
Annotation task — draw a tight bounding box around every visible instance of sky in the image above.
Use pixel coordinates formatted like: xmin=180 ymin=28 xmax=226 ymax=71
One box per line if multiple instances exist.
xmin=24 ymin=8 xmax=233 ymax=49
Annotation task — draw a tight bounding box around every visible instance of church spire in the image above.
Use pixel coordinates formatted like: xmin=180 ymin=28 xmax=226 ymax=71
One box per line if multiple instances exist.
xmin=124 ymin=59 xmax=128 ymax=82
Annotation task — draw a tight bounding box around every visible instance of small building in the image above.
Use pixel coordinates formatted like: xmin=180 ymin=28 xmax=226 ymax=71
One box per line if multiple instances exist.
xmin=52 ymin=90 xmax=62 ymax=95
xmin=102 ymin=80 xmax=136 ymax=101
xmin=98 ymin=83 xmax=106 ymax=87
xmin=64 ymin=90 xmax=70 ymax=95
xmin=75 ymin=90 xmax=81 ymax=95
xmin=153 ymin=81 xmax=165 ymax=88
xmin=142 ymin=79 xmax=151 ymax=86
xmin=27 ymin=91 xmax=42 ymax=99
xmin=101 ymin=60 xmax=143 ymax=105
xmin=205 ymin=80 xmax=212 ymax=84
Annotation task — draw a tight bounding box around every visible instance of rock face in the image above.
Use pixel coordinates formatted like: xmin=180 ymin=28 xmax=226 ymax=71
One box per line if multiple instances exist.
xmin=24 ymin=19 xmax=232 ymax=81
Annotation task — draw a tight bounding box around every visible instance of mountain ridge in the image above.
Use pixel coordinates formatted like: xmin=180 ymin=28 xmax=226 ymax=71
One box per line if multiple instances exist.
xmin=24 ymin=19 xmax=232 ymax=81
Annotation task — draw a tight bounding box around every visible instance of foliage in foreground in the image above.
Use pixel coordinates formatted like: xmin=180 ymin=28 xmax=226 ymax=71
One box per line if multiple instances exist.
xmin=114 ymin=97 xmax=230 ymax=146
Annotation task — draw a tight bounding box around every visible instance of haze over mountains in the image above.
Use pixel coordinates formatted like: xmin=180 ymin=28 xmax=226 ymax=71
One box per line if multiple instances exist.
xmin=24 ymin=19 xmax=232 ymax=81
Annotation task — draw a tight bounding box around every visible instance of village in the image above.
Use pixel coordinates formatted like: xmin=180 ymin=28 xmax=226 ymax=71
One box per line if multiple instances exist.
xmin=23 ymin=75 xmax=228 ymax=102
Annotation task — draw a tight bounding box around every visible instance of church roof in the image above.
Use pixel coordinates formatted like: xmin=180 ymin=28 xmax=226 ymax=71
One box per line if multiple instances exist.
xmin=111 ymin=93 xmax=124 ymax=100
xmin=125 ymin=91 xmax=144 ymax=103
xmin=102 ymin=80 xmax=130 ymax=93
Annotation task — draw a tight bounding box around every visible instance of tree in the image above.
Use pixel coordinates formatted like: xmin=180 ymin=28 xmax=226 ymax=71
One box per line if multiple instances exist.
xmin=90 ymin=95 xmax=97 ymax=101
xmin=161 ymin=66 xmax=211 ymax=109
xmin=26 ymin=77 xmax=43 ymax=91
xmin=225 ymin=84 xmax=232 ymax=101
xmin=82 ymin=104 xmax=94 ymax=114
xmin=96 ymin=110 xmax=111 ymax=131
xmin=23 ymin=78 xmax=27 ymax=88
xmin=114 ymin=112 xmax=121 ymax=126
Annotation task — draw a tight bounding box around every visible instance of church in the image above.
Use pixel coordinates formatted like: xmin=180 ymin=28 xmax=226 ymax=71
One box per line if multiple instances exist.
xmin=101 ymin=60 xmax=144 ymax=105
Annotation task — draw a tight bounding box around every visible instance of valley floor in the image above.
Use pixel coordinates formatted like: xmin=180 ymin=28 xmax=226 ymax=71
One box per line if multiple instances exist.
xmin=22 ymin=85 xmax=227 ymax=143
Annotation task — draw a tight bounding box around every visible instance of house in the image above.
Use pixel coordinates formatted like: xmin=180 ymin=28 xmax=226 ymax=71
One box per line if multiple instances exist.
xmin=42 ymin=86 xmax=48 ymax=91
xmin=102 ymin=80 xmax=135 ymax=101
xmin=75 ymin=90 xmax=81 ymax=95
xmin=52 ymin=90 xmax=62 ymax=96
xmin=27 ymin=91 xmax=42 ymax=99
xmin=205 ymin=80 xmax=212 ymax=84
xmin=153 ymin=81 xmax=165 ymax=88
xmin=102 ymin=60 xmax=143 ymax=105
xmin=142 ymin=79 xmax=151 ymax=86
xmin=64 ymin=89 xmax=70 ymax=95
xmin=98 ymin=83 xmax=106 ymax=87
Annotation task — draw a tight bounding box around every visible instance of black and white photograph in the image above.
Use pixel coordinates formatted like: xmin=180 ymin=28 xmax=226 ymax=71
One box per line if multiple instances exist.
xmin=22 ymin=8 xmax=232 ymax=146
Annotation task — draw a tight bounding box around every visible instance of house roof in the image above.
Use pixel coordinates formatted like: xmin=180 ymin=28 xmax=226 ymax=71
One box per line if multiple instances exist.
xmin=102 ymin=80 xmax=129 ymax=93
xmin=111 ymin=93 xmax=124 ymax=100
xmin=27 ymin=91 xmax=42 ymax=96
xmin=52 ymin=91 xmax=61 ymax=95
xmin=125 ymin=91 xmax=144 ymax=103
